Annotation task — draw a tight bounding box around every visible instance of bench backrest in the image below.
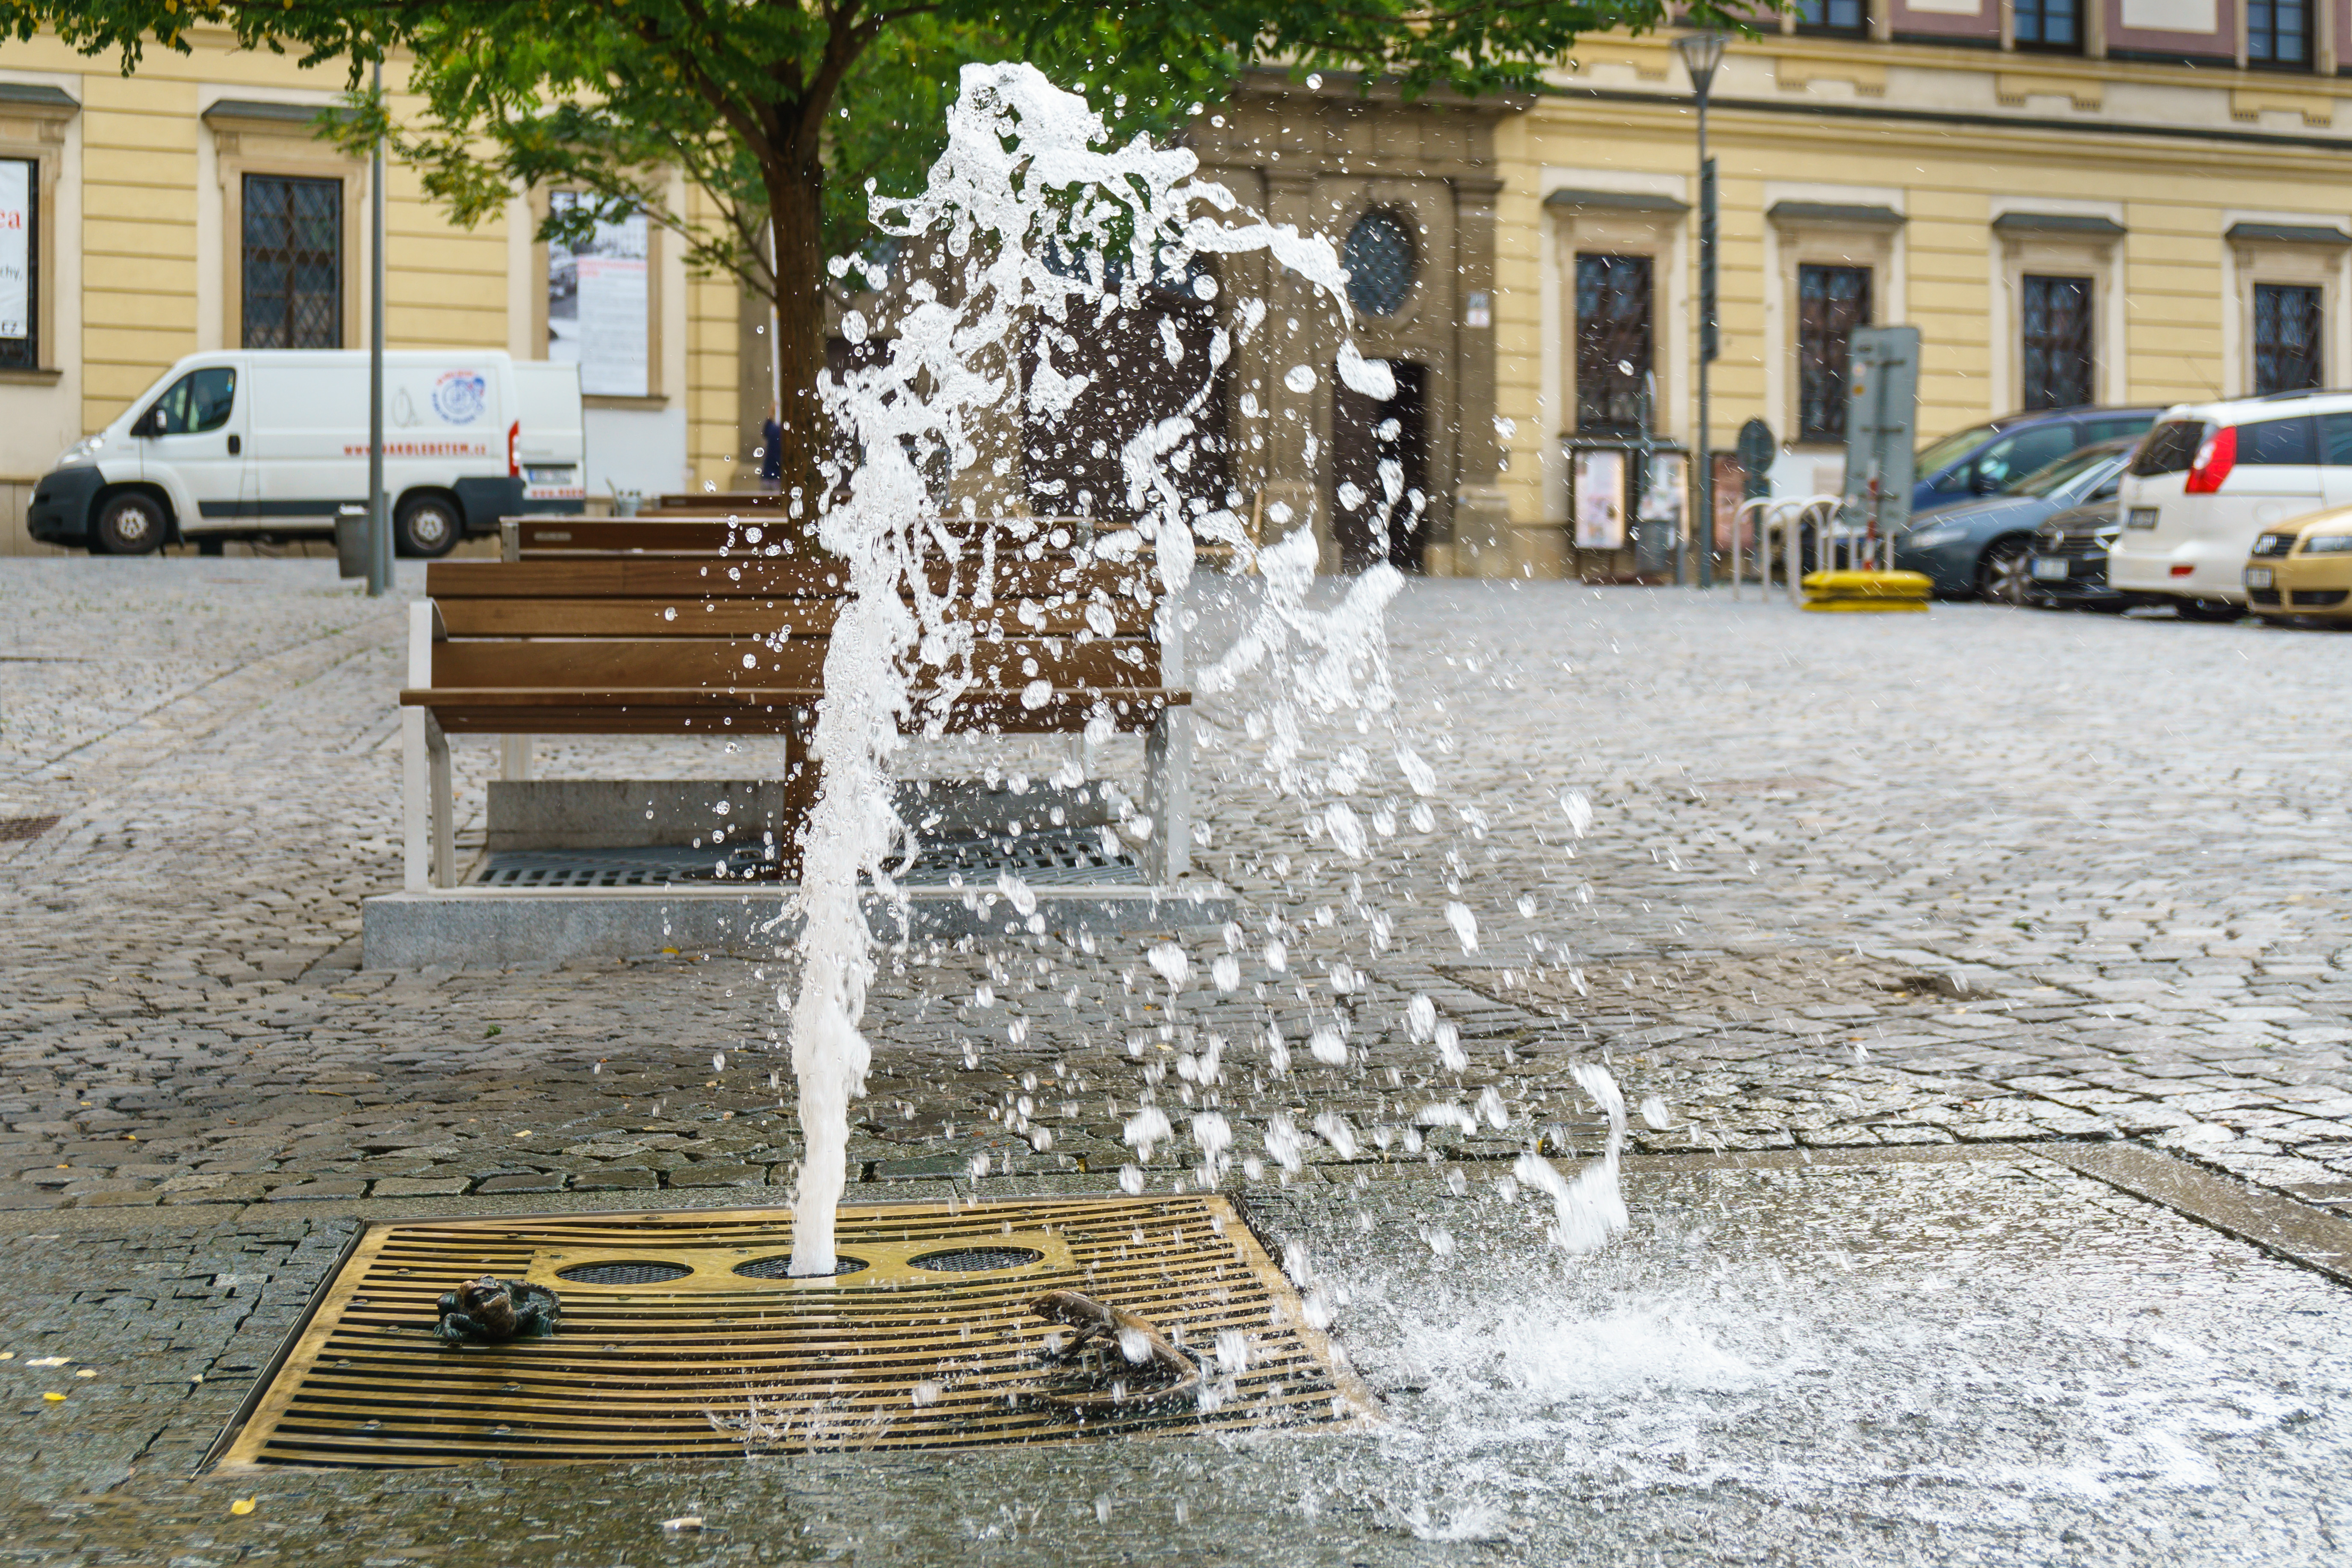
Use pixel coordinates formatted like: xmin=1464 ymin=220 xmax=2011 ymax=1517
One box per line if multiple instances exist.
xmin=423 ymin=554 xmax=1171 ymax=694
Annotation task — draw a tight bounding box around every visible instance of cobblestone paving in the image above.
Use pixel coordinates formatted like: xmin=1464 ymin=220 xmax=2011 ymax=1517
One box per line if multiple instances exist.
xmin=3 ymin=558 xmax=2350 ymax=1555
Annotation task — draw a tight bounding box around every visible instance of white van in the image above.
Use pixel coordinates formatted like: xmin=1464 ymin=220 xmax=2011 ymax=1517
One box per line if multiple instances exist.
xmin=27 ymin=350 xmax=585 ymax=557
xmin=2109 ymin=389 xmax=2352 ymax=618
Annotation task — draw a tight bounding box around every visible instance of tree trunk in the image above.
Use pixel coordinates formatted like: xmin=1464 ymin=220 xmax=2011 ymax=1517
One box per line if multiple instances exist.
xmin=765 ymin=124 xmax=830 ymax=502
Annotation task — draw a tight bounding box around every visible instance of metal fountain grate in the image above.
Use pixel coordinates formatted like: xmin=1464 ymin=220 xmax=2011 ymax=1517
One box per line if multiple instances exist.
xmin=472 ymin=829 xmax=1144 ymax=890
xmin=212 ymin=1196 xmax=1373 ymax=1470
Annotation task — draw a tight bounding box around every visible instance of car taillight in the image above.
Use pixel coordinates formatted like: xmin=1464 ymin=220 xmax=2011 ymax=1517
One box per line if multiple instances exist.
xmin=2184 ymin=424 xmax=2236 ymax=493
xmin=507 ymin=419 xmax=521 ymax=478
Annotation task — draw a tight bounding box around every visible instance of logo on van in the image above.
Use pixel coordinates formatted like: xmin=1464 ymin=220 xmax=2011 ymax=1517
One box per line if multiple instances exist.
xmin=430 ymin=371 xmax=489 ymax=425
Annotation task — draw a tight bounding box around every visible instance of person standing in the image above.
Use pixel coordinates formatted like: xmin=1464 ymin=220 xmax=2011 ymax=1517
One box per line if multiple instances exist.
xmin=759 ymin=402 xmax=783 ymax=489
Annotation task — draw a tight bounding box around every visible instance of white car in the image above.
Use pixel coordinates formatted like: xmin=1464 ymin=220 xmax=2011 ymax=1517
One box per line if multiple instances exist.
xmin=2109 ymin=390 xmax=2352 ymax=619
xmin=28 ymin=350 xmax=584 ymax=557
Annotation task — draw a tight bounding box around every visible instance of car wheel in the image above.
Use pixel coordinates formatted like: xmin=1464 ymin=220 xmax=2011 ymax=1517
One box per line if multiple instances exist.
xmin=2174 ymin=598 xmax=2242 ymax=623
xmin=94 ymin=491 xmax=170 ymax=556
xmin=395 ymin=493 xmax=462 ymax=558
xmin=1978 ymin=538 xmax=2033 ymax=606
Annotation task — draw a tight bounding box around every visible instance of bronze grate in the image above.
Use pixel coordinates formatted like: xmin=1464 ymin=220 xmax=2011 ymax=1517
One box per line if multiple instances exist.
xmin=213 ymin=1196 xmax=1375 ymax=1470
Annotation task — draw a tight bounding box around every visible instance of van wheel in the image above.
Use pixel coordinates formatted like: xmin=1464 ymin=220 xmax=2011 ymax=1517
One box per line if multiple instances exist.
xmin=2175 ymin=598 xmax=2242 ymax=623
xmin=394 ymin=493 xmax=462 ymax=558
xmin=94 ymin=491 xmax=170 ymax=555
xmin=1978 ymin=538 xmax=2033 ymax=606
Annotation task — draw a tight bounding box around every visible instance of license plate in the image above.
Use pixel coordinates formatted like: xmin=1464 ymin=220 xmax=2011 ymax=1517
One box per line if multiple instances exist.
xmin=2031 ymin=558 xmax=2069 ymax=580
xmin=2127 ymin=507 xmax=2160 ymax=529
xmin=2245 ymin=566 xmax=2275 ymax=589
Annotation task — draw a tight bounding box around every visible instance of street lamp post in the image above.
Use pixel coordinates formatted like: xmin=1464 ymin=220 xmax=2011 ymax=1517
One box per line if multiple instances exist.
xmin=367 ymin=57 xmax=390 ymax=597
xmin=1673 ymin=29 xmax=1726 ymax=591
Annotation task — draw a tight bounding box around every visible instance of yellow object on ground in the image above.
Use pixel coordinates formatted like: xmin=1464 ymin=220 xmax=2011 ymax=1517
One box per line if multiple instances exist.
xmin=1801 ymin=570 xmax=1933 ymax=613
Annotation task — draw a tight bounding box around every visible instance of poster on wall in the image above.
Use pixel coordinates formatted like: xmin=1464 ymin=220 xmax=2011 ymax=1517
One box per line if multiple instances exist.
xmin=1572 ymin=449 xmax=1626 ymax=550
xmin=0 ymin=159 xmax=29 ymax=346
xmin=548 ymin=192 xmax=648 ymax=398
xmin=1637 ymin=450 xmax=1686 ymax=548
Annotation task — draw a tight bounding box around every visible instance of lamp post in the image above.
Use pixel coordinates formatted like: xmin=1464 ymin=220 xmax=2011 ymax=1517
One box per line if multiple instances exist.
xmin=367 ymin=56 xmax=390 ymax=597
xmin=1673 ymin=29 xmax=1726 ymax=590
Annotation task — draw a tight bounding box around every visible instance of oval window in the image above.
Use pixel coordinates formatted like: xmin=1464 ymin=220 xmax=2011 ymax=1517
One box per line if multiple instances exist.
xmin=1341 ymin=212 xmax=1415 ymax=317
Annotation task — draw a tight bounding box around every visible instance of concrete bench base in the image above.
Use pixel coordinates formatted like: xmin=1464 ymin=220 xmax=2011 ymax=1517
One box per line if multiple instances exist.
xmin=360 ymin=880 xmax=1235 ymax=970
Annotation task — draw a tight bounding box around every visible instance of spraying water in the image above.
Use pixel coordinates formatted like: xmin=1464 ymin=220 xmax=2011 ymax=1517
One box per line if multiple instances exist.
xmin=781 ymin=62 xmax=1414 ymax=1274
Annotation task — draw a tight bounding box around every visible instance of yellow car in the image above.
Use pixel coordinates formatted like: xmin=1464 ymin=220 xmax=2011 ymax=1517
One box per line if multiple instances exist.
xmin=2245 ymin=510 xmax=2352 ymax=624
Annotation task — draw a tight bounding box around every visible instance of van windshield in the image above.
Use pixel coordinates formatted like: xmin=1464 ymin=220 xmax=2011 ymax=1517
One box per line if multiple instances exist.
xmin=1916 ymin=421 xmax=2001 ymax=478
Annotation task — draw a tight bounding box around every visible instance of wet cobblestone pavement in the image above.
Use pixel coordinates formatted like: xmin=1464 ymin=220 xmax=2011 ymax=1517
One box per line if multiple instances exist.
xmin=4 ymin=558 xmax=2351 ymax=1562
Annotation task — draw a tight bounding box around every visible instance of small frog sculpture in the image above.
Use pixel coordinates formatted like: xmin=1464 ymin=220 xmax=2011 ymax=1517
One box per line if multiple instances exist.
xmin=434 ymin=1276 xmax=561 ymax=1345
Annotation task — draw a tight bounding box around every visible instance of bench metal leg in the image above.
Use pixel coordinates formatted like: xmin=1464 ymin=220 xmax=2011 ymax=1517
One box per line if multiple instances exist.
xmin=404 ymin=710 xmax=455 ymax=889
xmin=1142 ymin=708 xmax=1191 ymax=884
xmin=428 ymin=713 xmax=454 ymax=888
xmin=402 ymin=709 xmax=430 ymax=891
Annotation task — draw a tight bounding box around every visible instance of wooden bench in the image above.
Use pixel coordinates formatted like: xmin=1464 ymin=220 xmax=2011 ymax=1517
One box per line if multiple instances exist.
xmin=398 ymin=545 xmax=1192 ymax=890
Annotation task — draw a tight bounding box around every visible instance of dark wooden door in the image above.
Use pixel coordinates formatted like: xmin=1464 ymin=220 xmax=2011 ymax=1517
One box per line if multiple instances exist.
xmin=1331 ymin=361 xmax=1429 ymax=573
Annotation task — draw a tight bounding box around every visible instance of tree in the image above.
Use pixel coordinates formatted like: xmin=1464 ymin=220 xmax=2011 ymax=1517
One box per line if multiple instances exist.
xmin=1 ymin=1 xmax=1754 ymax=487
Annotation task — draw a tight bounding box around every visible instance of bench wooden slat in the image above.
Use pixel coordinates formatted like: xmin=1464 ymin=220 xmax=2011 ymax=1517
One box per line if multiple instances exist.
xmin=430 ymin=637 xmax=1159 ymax=691
xmin=402 ymin=686 xmax=1183 ymax=737
xmin=428 ymin=557 xmax=1158 ymax=602
xmin=436 ymin=596 xmax=1157 ymax=640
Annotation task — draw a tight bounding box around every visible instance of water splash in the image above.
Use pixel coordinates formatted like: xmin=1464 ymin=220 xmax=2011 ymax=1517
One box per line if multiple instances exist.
xmin=781 ymin=62 xmax=1406 ymax=1272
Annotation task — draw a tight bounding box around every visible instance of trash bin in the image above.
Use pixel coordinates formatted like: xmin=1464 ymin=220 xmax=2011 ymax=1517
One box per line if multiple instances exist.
xmin=334 ymin=505 xmax=370 ymax=580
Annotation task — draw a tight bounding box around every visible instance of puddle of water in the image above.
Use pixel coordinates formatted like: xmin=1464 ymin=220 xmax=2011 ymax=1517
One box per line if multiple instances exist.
xmin=168 ymin=1155 xmax=2344 ymax=1566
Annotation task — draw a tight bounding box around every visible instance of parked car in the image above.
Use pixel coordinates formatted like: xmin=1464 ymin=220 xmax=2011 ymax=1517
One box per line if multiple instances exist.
xmin=2109 ymin=389 xmax=2352 ymax=620
xmin=2243 ymin=508 xmax=2352 ymax=626
xmin=1912 ymin=405 xmax=2160 ymax=517
xmin=27 ymin=350 xmax=584 ymax=558
xmin=2025 ymin=497 xmax=2127 ymax=611
xmin=1893 ymin=437 xmax=2137 ymax=602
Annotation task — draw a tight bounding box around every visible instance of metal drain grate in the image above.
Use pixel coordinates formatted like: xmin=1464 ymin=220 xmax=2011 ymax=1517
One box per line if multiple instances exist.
xmin=732 ymin=1254 xmax=868 ymax=1279
xmin=0 ymin=814 xmax=60 ymax=844
xmin=907 ymin=1246 xmax=1045 ymax=1272
xmin=554 ymin=1260 xmax=694 ymax=1285
xmin=213 ymin=1196 xmax=1373 ymax=1469
xmin=471 ymin=829 xmax=1144 ymax=890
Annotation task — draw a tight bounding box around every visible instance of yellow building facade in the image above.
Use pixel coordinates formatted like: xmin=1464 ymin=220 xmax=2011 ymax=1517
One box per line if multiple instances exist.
xmin=0 ymin=28 xmax=746 ymax=554
xmin=1485 ymin=24 xmax=2352 ymax=573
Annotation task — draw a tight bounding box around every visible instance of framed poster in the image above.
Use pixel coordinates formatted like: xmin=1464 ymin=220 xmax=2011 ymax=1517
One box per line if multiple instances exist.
xmin=0 ymin=159 xmax=31 ymax=362
xmin=1572 ymin=448 xmax=1626 ymax=550
xmin=548 ymin=192 xmax=649 ymax=397
xmin=1637 ymin=449 xmax=1686 ymax=545
xmin=1712 ymin=453 xmax=1746 ymax=551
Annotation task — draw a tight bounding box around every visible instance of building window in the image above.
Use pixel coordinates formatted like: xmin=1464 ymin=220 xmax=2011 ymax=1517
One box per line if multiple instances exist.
xmin=1797 ymin=264 xmax=1871 ymax=442
xmin=1341 ymin=211 xmax=1416 ymax=317
xmin=1795 ymin=0 xmax=1869 ymax=34
xmin=2255 ymin=283 xmax=2323 ymax=394
xmin=2248 ymin=0 xmax=2314 ymax=67
xmin=242 ymin=174 xmax=342 ymax=349
xmin=2013 ymin=0 xmax=2082 ymax=50
xmin=1575 ymin=252 xmax=1653 ymax=435
xmin=2020 ymin=274 xmax=2093 ymax=410
xmin=548 ymin=191 xmax=651 ymax=397
xmin=0 ymin=157 xmax=34 ymax=369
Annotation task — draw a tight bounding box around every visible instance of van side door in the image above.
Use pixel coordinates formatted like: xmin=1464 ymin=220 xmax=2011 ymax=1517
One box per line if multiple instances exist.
xmin=135 ymin=366 xmax=251 ymax=533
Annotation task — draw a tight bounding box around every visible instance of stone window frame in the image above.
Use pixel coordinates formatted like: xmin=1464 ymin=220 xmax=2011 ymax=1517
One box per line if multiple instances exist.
xmin=1989 ymin=211 xmax=2125 ymax=414
xmin=2223 ymin=223 xmax=2351 ymax=400
xmin=525 ymin=183 xmax=666 ymax=409
xmin=0 ymin=84 xmax=74 ymax=384
xmin=203 ymin=100 xmax=365 ymax=356
xmin=1546 ymin=189 xmax=1689 ymax=447
xmin=1767 ymin=203 xmax=1902 ymax=451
